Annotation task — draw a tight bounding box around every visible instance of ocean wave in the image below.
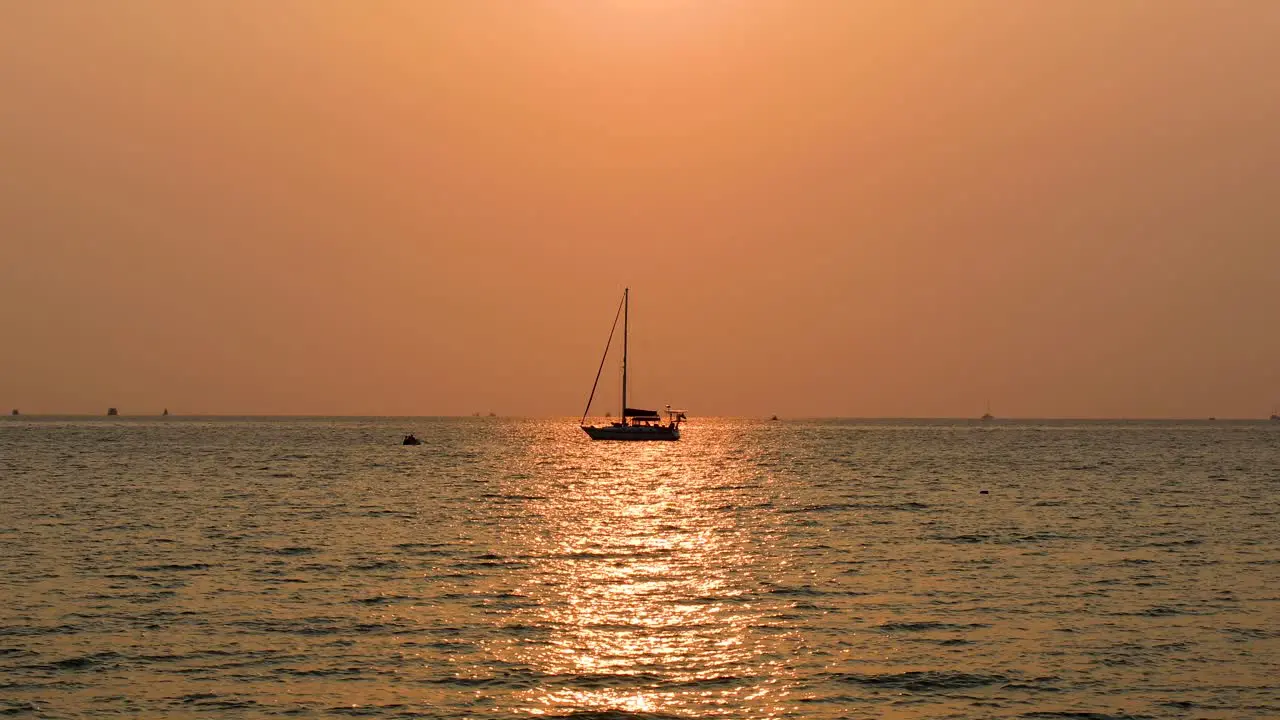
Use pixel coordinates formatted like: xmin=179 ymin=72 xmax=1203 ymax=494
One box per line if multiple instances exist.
xmin=0 ymin=625 xmax=80 ymax=637
xmin=781 ymin=501 xmax=931 ymax=514
xmin=826 ymin=670 xmax=1009 ymax=691
xmin=136 ymin=563 xmax=211 ymax=572
xmin=267 ymin=546 xmax=317 ymax=556
xmin=875 ymin=621 xmax=991 ymax=632
xmin=29 ymin=651 xmax=122 ymax=671
xmin=1018 ymin=707 xmax=1152 ymax=712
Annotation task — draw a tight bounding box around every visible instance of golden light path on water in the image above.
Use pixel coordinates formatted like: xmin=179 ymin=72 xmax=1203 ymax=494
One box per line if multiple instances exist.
xmin=489 ymin=426 xmax=802 ymax=717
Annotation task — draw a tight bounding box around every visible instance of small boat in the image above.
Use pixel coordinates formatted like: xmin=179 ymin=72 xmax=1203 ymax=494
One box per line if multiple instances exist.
xmin=162 ymin=408 xmax=169 ymax=417
xmin=107 ymin=407 xmax=119 ymax=416
xmin=980 ymin=401 xmax=994 ymax=421
xmin=580 ymin=288 xmax=684 ymax=441
xmin=10 ymin=409 xmax=17 ymax=416
xmin=402 ymin=434 xmax=421 ymax=446
xmin=769 ymin=415 xmax=779 ymax=421
xmin=1271 ymin=408 xmax=1279 ymax=421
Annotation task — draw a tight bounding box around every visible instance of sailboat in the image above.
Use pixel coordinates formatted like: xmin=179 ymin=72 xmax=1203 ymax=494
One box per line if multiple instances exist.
xmin=980 ymin=401 xmax=994 ymax=421
xmin=580 ymin=288 xmax=685 ymax=441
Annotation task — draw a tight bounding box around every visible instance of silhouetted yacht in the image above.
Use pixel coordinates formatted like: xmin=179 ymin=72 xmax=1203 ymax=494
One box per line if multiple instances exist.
xmin=107 ymin=407 xmax=119 ymax=416
xmin=402 ymin=434 xmax=421 ymax=446
xmin=980 ymin=401 xmax=994 ymax=421
xmin=580 ymin=288 xmax=684 ymax=441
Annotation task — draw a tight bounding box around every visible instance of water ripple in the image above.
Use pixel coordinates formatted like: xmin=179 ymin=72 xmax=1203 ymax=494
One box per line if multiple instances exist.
xmin=1 ymin=417 xmax=1278 ymax=718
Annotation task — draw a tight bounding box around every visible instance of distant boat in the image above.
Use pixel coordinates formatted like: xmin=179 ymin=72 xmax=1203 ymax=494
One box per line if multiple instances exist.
xmin=402 ymin=434 xmax=421 ymax=446
xmin=1271 ymin=408 xmax=1279 ymax=421
xmin=10 ymin=409 xmax=17 ymax=416
xmin=488 ymin=411 xmax=496 ymax=417
xmin=107 ymin=407 xmax=119 ymax=416
xmin=980 ymin=401 xmax=994 ymax=421
xmin=162 ymin=408 xmax=169 ymax=417
xmin=770 ymin=415 xmax=779 ymax=421
xmin=580 ymin=288 xmax=684 ymax=441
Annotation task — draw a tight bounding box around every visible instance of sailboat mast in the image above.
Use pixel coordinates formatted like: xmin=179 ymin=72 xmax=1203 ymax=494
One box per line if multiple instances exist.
xmin=621 ymin=288 xmax=629 ymax=425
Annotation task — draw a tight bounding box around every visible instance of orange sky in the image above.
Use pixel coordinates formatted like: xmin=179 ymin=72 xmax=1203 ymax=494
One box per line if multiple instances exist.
xmin=2 ymin=1 xmax=1278 ymax=418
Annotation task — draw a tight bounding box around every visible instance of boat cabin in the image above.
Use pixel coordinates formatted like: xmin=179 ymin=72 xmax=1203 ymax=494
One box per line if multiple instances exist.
xmin=618 ymin=406 xmax=685 ymax=428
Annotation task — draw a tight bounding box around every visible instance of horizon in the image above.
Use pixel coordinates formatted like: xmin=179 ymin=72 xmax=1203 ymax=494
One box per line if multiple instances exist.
xmin=4 ymin=411 xmax=1276 ymax=422
xmin=3 ymin=2 xmax=1278 ymax=418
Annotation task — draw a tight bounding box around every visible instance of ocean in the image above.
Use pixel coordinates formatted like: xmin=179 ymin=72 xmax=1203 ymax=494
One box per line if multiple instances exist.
xmin=1 ymin=417 xmax=1278 ymax=719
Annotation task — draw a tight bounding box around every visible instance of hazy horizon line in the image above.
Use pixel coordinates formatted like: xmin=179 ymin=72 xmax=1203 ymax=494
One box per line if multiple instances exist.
xmin=3 ymin=413 xmax=1275 ymax=422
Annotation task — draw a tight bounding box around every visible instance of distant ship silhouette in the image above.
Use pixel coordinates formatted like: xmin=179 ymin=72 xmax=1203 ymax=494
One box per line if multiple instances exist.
xmin=107 ymin=407 xmax=119 ymax=416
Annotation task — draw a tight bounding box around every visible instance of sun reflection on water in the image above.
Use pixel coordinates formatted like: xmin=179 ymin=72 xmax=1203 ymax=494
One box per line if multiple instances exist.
xmin=491 ymin=429 xmax=798 ymax=717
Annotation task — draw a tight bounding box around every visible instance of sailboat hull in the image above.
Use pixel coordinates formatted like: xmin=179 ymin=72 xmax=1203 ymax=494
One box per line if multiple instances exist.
xmin=581 ymin=424 xmax=680 ymax=441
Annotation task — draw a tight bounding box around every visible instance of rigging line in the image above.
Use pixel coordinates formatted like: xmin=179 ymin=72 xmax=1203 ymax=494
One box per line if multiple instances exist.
xmin=580 ymin=292 xmax=626 ymax=425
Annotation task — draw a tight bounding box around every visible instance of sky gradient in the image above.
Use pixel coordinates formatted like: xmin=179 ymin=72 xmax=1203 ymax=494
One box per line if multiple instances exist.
xmin=2 ymin=1 xmax=1278 ymax=418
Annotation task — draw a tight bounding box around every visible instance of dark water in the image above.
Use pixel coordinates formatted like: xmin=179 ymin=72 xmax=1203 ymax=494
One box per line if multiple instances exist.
xmin=2 ymin=417 xmax=1278 ymax=719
